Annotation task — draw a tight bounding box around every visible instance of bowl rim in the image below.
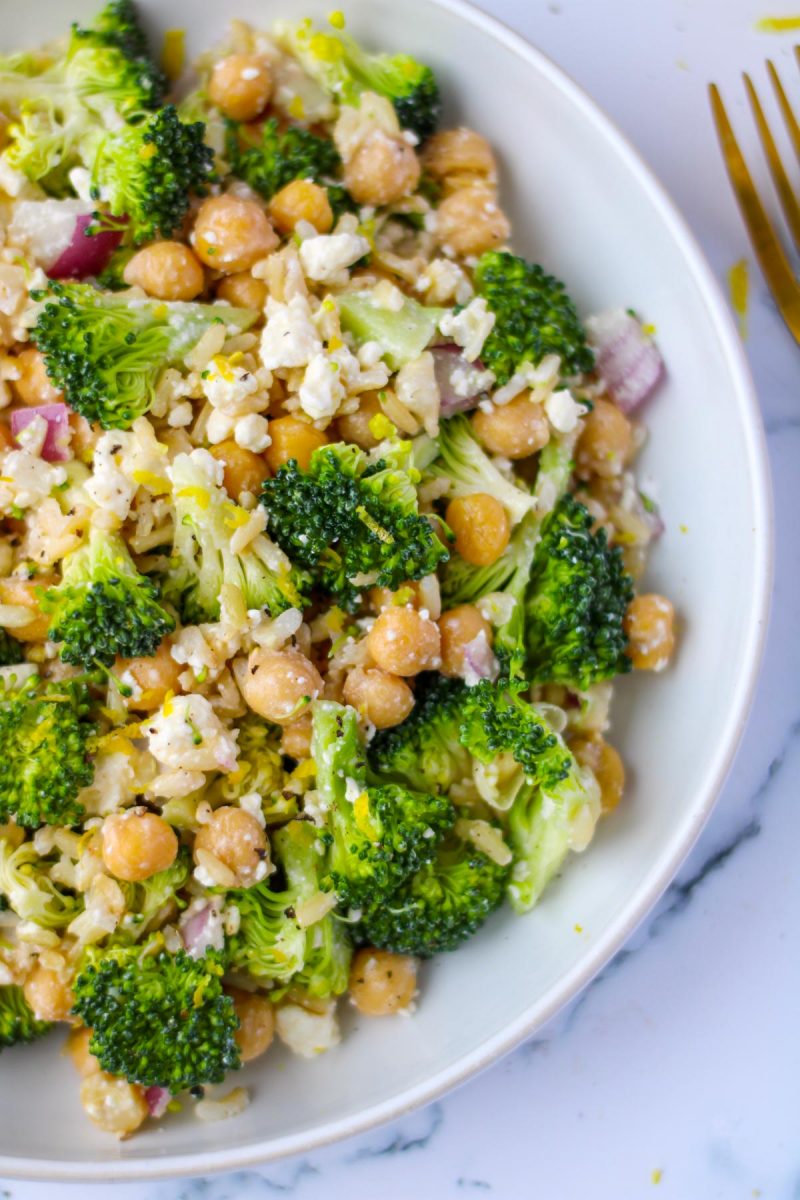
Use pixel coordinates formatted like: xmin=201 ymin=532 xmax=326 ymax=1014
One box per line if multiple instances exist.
xmin=1 ymin=0 xmax=773 ymax=1181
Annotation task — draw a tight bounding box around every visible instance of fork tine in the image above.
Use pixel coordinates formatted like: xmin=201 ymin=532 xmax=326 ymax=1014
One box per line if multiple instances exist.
xmin=767 ymin=60 xmax=800 ymax=168
xmin=709 ymin=83 xmax=800 ymax=340
xmin=743 ymin=71 xmax=800 ymax=254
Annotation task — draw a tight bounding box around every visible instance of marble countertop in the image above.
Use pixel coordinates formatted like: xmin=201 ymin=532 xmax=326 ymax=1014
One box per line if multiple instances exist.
xmin=4 ymin=1 xmax=798 ymax=1196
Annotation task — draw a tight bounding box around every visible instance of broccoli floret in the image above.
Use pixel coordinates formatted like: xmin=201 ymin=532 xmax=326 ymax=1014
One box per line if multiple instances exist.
xmin=459 ymin=679 xmax=572 ymax=795
xmin=0 ymin=672 xmax=95 ymax=829
xmin=226 ymin=116 xmax=342 ymax=201
xmin=0 ymin=985 xmax=51 ymax=1050
xmin=428 ymin=414 xmax=535 ymax=528
xmin=359 ymin=830 xmax=509 ymax=956
xmin=0 ymin=836 xmax=82 ymax=927
xmin=525 ymin=494 xmax=634 ymax=690
xmin=71 ymin=1 xmax=160 ymax=70
xmin=216 ymin=714 xmax=297 ymax=824
xmin=42 ymin=526 xmax=174 ymax=668
xmin=166 ymin=450 xmax=309 ymax=624
xmin=313 ymin=699 xmax=455 ymax=908
xmin=31 ymin=284 xmax=258 ymax=429
xmin=367 ymin=673 xmax=471 ymax=794
xmin=473 ymin=251 xmax=595 ymax=385
xmin=275 ymin=20 xmax=440 ymax=141
xmin=261 ymin=440 xmax=449 ymax=610
xmin=82 ymin=105 xmax=214 ymax=244
xmin=72 ymin=942 xmax=240 ymax=1092
xmin=336 ymin=291 xmax=444 ymax=371
xmin=118 ymin=849 xmax=191 ymax=942
xmin=0 ymin=628 xmax=24 ymax=667
xmin=226 ymin=879 xmax=307 ymax=985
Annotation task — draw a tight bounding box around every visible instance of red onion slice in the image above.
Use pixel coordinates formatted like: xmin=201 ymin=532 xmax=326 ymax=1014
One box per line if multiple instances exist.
xmin=431 ymin=344 xmax=494 ymax=418
xmin=587 ymin=309 xmax=664 ymax=413
xmin=462 ymin=631 xmax=500 ymax=686
xmin=10 ymin=403 xmax=71 ymax=462
xmin=144 ymin=1086 xmax=170 ymax=1119
xmin=48 ymin=213 xmax=122 ymax=281
xmin=180 ymin=899 xmax=223 ymax=958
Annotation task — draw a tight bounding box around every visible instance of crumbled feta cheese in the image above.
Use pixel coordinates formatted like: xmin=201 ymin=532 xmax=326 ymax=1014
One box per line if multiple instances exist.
xmin=167 ymin=400 xmax=194 ymax=427
xmin=0 ymin=448 xmax=67 ymax=513
xmin=275 ymin=1002 xmax=341 ymax=1057
xmin=14 ymin=414 xmax=47 ymax=457
xmin=357 ymin=340 xmax=383 ymax=367
xmin=201 ymin=355 xmax=266 ymax=419
xmin=372 ymin=279 xmax=406 ymax=312
xmin=449 ymin=363 xmax=496 ymax=398
xmin=438 ymin=297 xmax=495 ymax=362
xmin=260 ymin=295 xmax=322 ymax=370
xmin=145 ymin=694 xmax=239 ymax=774
xmin=395 ymin=351 xmax=440 ymax=437
xmin=415 ymin=258 xmax=474 ymax=306
xmin=545 ymin=388 xmax=585 ymax=434
xmin=344 ymin=777 xmax=363 ymax=805
xmin=239 ymin=791 xmax=266 ymax=828
xmin=298 ymin=232 xmax=370 ymax=284
xmin=298 ymin=351 xmax=345 ymax=421
xmin=234 ymin=412 xmax=271 ymax=453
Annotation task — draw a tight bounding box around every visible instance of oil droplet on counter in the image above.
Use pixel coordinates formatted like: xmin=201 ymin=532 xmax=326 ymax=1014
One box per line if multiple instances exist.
xmin=728 ymin=258 xmax=749 ymax=338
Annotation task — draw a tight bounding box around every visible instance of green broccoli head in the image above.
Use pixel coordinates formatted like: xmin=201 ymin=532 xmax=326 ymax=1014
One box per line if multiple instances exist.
xmin=367 ymin=673 xmax=471 ymax=794
xmin=166 ymin=449 xmax=310 ymax=624
xmin=459 ymin=679 xmax=572 ymax=794
xmin=0 ymin=985 xmax=51 ymax=1050
xmin=31 ymin=284 xmax=258 ymax=429
xmin=72 ymin=943 xmax=241 ymax=1092
xmin=359 ymin=830 xmax=509 ymax=956
xmin=336 ymin=291 xmax=444 ymax=371
xmin=42 ymin=526 xmax=174 ymax=668
xmin=0 ymin=629 xmax=24 ymax=668
xmin=0 ymin=672 xmax=95 ymax=829
xmin=226 ymin=116 xmax=342 ymax=202
xmin=261 ymin=440 xmax=449 ymax=610
xmin=474 ymin=250 xmax=595 ymax=385
xmin=428 ymin=414 xmax=535 ymax=528
xmin=275 ymin=20 xmax=440 ymax=141
xmin=71 ymin=0 xmax=160 ymax=70
xmin=525 ymin=494 xmax=634 ymax=690
xmin=312 ymin=700 xmax=455 ymax=909
xmin=83 ymin=105 xmax=215 ymax=244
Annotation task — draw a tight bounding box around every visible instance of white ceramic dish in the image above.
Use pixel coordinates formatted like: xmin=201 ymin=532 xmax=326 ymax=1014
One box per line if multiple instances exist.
xmin=0 ymin=0 xmax=772 ymax=1180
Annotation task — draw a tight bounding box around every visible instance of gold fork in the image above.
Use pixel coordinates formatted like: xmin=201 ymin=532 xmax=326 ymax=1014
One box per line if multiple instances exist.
xmin=709 ymin=50 xmax=800 ymax=341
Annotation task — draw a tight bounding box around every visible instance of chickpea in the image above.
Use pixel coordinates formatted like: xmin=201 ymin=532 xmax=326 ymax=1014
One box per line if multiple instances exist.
xmin=117 ymin=639 xmax=183 ymax=712
xmin=65 ymin=1026 xmax=101 ymax=1078
xmin=80 ymin=1073 xmax=149 ymax=1137
xmin=367 ymin=607 xmax=441 ymax=676
xmin=472 ymin=392 xmax=550 ymax=460
xmin=208 ymin=54 xmax=273 ymax=122
xmin=624 ymin=593 xmax=676 ymax=671
xmin=438 ymin=605 xmax=493 ymax=679
xmin=210 ymin=440 xmax=269 ymax=500
xmin=422 ymin=127 xmax=497 ymax=185
xmin=280 ymin=711 xmax=313 ymax=759
xmin=101 ymin=809 xmax=178 ymax=883
xmin=193 ymin=805 xmax=268 ymax=887
xmin=216 ymin=270 xmax=268 ymax=310
xmin=0 ymin=574 xmax=56 ymax=641
xmin=228 ymin=987 xmax=275 ymax=1062
xmin=344 ymin=130 xmax=421 ymax=206
xmin=446 ymin=494 xmax=510 ymax=567
xmin=10 ymin=347 xmax=62 ymax=406
xmin=575 ymin=398 xmax=632 ymax=479
xmin=435 ymin=185 xmax=510 ymax=257
xmin=334 ymin=391 xmax=383 ymax=450
xmin=349 ymin=948 xmax=418 ymax=1016
xmin=240 ymin=648 xmax=323 ymax=724
xmin=193 ymin=194 xmax=279 ymax=274
xmin=269 ymin=179 xmax=333 ymax=235
xmin=0 ymin=422 xmax=12 ymax=452
xmin=264 ymin=415 xmax=329 ymax=473
xmin=23 ymin=961 xmax=74 ymax=1023
xmin=570 ymin=735 xmax=625 ymax=814
xmin=122 ymin=241 xmax=205 ymax=301
xmin=342 ymin=666 xmax=415 ymax=729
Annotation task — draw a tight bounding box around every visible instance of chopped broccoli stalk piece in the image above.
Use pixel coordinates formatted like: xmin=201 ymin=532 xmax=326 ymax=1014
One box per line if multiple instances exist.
xmin=42 ymin=526 xmax=174 ymax=668
xmin=474 ymin=250 xmax=595 ymax=384
xmin=312 ymin=699 xmax=455 ymax=909
xmin=0 ymin=628 xmax=24 ymax=667
xmin=226 ymin=880 xmax=307 ymax=985
xmin=225 ymin=116 xmax=342 ymax=200
xmin=367 ymin=673 xmax=471 ymax=794
xmin=336 ymin=291 xmax=445 ymax=371
xmin=31 ymin=283 xmax=258 ymax=429
xmin=429 ymin=414 xmax=535 ymax=527
xmin=83 ymin=105 xmax=214 ymax=244
xmin=525 ymin=494 xmax=634 ymax=690
xmin=275 ymin=20 xmax=440 ymax=141
xmin=0 ymin=836 xmax=83 ymax=927
xmin=72 ymin=943 xmax=240 ymax=1092
xmin=0 ymin=985 xmax=51 ymax=1050
xmin=359 ymin=831 xmax=509 ymax=956
xmin=261 ymin=440 xmax=449 ymax=610
xmin=166 ymin=450 xmax=310 ymax=624
xmin=0 ymin=672 xmax=95 ymax=829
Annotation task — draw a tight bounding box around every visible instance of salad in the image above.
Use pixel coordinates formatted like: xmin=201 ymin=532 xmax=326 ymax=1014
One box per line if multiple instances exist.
xmin=0 ymin=2 xmax=676 ymax=1138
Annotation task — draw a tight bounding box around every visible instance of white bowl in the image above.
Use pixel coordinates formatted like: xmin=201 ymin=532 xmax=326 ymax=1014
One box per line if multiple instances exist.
xmin=0 ymin=0 xmax=772 ymax=1180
